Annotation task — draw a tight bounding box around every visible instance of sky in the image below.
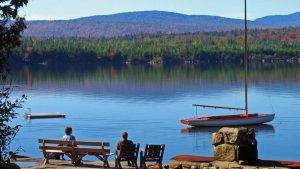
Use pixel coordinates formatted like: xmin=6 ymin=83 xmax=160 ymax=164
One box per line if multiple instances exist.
xmin=19 ymin=0 xmax=300 ymax=21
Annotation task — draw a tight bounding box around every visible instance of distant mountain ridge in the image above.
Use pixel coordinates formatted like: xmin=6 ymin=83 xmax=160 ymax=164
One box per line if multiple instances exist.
xmin=254 ymin=12 xmax=300 ymax=27
xmin=24 ymin=11 xmax=300 ymax=38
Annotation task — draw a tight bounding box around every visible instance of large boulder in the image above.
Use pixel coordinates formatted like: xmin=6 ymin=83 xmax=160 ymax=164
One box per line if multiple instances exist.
xmin=213 ymin=144 xmax=236 ymax=162
xmin=212 ymin=127 xmax=258 ymax=163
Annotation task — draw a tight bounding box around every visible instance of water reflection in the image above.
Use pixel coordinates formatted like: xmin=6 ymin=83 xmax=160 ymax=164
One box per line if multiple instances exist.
xmin=9 ymin=64 xmax=300 ymax=102
xmin=181 ymin=124 xmax=275 ymax=135
xmin=180 ymin=125 xmax=275 ymax=152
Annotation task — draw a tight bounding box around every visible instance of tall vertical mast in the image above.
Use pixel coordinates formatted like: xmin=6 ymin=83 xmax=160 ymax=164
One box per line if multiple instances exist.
xmin=244 ymin=0 xmax=248 ymax=115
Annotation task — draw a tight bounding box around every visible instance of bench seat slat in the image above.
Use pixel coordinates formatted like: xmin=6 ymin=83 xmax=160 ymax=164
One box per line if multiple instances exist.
xmin=74 ymin=141 xmax=110 ymax=146
xmin=74 ymin=147 xmax=110 ymax=154
xmin=44 ymin=150 xmax=64 ymax=153
xmin=39 ymin=146 xmax=74 ymax=151
xmin=38 ymin=139 xmax=73 ymax=145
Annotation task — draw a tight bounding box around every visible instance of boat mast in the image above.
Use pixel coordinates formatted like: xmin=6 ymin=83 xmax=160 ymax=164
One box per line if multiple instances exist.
xmin=244 ymin=0 xmax=248 ymax=115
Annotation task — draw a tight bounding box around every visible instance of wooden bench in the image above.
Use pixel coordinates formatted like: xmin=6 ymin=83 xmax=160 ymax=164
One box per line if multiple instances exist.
xmin=38 ymin=139 xmax=112 ymax=167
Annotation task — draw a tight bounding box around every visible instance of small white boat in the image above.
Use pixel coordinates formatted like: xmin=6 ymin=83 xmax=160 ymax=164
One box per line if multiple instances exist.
xmin=181 ymin=0 xmax=275 ymax=127
xmin=181 ymin=113 xmax=275 ymax=127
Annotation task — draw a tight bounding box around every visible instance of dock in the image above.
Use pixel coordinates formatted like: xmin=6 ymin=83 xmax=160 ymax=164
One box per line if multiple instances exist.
xmin=24 ymin=112 xmax=66 ymax=119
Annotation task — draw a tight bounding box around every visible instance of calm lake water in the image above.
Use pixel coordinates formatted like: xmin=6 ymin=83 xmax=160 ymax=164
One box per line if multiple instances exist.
xmin=9 ymin=64 xmax=300 ymax=162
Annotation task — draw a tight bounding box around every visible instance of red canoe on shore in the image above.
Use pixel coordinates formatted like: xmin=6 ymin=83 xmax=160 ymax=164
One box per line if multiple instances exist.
xmin=171 ymin=155 xmax=300 ymax=168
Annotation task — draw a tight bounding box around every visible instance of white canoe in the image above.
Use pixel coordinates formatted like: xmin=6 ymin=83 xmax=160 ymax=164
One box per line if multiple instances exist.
xmin=180 ymin=113 xmax=275 ymax=127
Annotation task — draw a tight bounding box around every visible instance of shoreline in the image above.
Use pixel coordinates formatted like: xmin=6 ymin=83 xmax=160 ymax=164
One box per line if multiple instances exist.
xmin=12 ymin=156 xmax=300 ymax=169
xmin=14 ymin=157 xmax=144 ymax=169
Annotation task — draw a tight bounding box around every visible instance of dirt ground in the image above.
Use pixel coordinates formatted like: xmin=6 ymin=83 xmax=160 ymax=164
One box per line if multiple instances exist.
xmin=14 ymin=157 xmax=135 ymax=169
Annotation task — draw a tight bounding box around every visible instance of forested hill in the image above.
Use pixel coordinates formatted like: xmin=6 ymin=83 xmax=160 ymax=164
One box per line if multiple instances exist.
xmin=24 ymin=11 xmax=300 ymax=38
xmin=13 ymin=27 xmax=300 ymax=65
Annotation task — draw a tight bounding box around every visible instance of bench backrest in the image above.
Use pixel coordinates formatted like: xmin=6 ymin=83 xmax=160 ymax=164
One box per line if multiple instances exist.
xmin=38 ymin=139 xmax=110 ymax=154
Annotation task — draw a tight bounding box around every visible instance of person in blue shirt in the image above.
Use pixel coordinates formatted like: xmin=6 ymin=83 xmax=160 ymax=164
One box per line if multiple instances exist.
xmin=61 ymin=126 xmax=82 ymax=164
xmin=62 ymin=127 xmax=76 ymax=141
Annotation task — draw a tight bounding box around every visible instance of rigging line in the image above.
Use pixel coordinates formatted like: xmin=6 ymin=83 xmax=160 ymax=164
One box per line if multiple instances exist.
xmin=268 ymin=95 xmax=276 ymax=114
xmin=192 ymin=104 xmax=245 ymax=111
xmin=267 ymin=93 xmax=281 ymax=127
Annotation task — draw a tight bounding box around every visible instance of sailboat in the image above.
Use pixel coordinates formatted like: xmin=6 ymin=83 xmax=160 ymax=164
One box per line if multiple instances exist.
xmin=180 ymin=0 xmax=275 ymax=127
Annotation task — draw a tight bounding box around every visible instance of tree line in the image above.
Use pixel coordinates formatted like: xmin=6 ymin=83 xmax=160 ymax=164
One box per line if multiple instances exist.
xmin=11 ymin=27 xmax=300 ymax=65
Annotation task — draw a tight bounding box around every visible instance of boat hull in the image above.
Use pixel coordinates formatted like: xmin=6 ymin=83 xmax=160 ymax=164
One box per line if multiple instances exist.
xmin=181 ymin=113 xmax=275 ymax=127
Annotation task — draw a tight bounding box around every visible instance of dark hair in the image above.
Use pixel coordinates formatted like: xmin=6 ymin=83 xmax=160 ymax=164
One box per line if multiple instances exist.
xmin=65 ymin=127 xmax=72 ymax=135
xmin=122 ymin=132 xmax=128 ymax=140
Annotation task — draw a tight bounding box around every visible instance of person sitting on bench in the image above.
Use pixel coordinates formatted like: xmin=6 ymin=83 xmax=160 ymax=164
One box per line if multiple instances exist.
xmin=62 ymin=126 xmax=76 ymax=141
xmin=61 ymin=126 xmax=82 ymax=164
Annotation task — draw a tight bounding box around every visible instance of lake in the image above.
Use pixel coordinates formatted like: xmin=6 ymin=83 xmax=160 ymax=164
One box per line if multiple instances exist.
xmin=9 ymin=63 xmax=300 ymax=162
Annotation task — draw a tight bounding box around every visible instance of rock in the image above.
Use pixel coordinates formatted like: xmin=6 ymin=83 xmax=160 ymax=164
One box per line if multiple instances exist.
xmin=236 ymin=144 xmax=258 ymax=163
xmin=190 ymin=165 xmax=198 ymax=169
xmin=242 ymin=167 xmax=259 ymax=169
xmin=212 ymin=132 xmax=224 ymax=146
xmin=163 ymin=164 xmax=169 ymax=169
xmin=213 ymin=127 xmax=258 ymax=164
xmin=182 ymin=167 xmax=190 ymax=169
xmin=199 ymin=163 xmax=211 ymax=168
xmin=174 ymin=164 xmax=183 ymax=169
xmin=212 ymin=160 xmax=240 ymax=168
xmin=218 ymin=127 xmax=248 ymax=144
xmin=182 ymin=163 xmax=192 ymax=168
xmin=168 ymin=162 xmax=182 ymax=169
xmin=214 ymin=144 xmax=236 ymax=161
xmin=147 ymin=164 xmax=162 ymax=169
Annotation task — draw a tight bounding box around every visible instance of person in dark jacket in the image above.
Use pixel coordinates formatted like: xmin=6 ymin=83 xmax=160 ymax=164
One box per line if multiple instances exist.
xmin=116 ymin=132 xmax=134 ymax=166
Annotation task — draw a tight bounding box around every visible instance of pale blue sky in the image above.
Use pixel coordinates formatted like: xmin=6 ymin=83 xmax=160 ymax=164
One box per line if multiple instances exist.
xmin=20 ymin=0 xmax=300 ymax=20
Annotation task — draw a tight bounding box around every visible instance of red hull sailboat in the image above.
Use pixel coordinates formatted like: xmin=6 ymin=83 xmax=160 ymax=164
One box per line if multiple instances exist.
xmin=181 ymin=0 xmax=275 ymax=127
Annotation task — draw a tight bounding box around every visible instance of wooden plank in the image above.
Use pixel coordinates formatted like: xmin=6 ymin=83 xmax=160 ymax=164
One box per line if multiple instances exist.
xmin=74 ymin=141 xmax=110 ymax=146
xmin=74 ymin=147 xmax=110 ymax=153
xmin=44 ymin=150 xmax=64 ymax=153
xmin=39 ymin=146 xmax=73 ymax=151
xmin=192 ymin=104 xmax=245 ymax=111
xmin=38 ymin=139 xmax=72 ymax=145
